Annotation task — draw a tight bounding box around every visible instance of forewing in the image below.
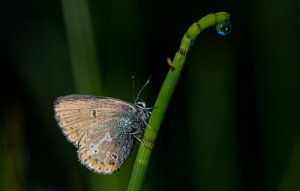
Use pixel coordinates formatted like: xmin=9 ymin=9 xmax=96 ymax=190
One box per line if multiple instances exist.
xmin=54 ymin=94 xmax=133 ymax=147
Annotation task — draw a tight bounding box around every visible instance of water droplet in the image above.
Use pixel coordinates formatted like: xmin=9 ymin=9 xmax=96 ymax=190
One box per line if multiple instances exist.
xmin=216 ymin=20 xmax=231 ymax=36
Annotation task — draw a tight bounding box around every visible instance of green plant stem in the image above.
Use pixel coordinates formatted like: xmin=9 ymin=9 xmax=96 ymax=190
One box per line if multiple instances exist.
xmin=127 ymin=12 xmax=230 ymax=190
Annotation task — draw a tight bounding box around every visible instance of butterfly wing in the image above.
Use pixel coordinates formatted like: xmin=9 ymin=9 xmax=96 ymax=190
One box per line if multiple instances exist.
xmin=54 ymin=94 xmax=134 ymax=147
xmin=54 ymin=94 xmax=144 ymax=174
xmin=77 ymin=116 xmax=135 ymax=174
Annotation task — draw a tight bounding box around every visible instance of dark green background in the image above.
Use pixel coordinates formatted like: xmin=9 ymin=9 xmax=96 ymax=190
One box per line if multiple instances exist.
xmin=1 ymin=0 xmax=300 ymax=190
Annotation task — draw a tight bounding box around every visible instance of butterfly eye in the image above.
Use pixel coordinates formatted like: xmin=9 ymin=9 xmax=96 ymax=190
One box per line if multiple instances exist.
xmin=136 ymin=101 xmax=146 ymax=108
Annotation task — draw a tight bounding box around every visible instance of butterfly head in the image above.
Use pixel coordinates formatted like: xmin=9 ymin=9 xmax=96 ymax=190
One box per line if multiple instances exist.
xmin=134 ymin=99 xmax=151 ymax=121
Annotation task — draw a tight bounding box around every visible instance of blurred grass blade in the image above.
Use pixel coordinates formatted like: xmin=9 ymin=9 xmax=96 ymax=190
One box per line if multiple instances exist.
xmin=61 ymin=0 xmax=102 ymax=95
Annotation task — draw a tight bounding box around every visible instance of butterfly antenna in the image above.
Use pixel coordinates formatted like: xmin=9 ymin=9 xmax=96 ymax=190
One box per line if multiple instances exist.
xmin=136 ymin=75 xmax=152 ymax=101
xmin=132 ymin=75 xmax=136 ymax=102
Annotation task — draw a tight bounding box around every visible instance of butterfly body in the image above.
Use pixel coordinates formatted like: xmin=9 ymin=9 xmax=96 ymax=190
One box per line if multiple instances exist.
xmin=54 ymin=94 xmax=150 ymax=174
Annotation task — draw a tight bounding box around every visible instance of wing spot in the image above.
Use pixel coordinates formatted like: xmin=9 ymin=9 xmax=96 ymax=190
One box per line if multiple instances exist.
xmin=98 ymin=162 xmax=105 ymax=171
xmin=90 ymin=159 xmax=97 ymax=166
xmin=108 ymin=162 xmax=116 ymax=171
xmin=105 ymin=132 xmax=112 ymax=142
xmin=92 ymin=109 xmax=97 ymax=118
xmin=82 ymin=156 xmax=88 ymax=162
xmin=70 ymin=132 xmax=78 ymax=140
xmin=112 ymin=153 xmax=117 ymax=160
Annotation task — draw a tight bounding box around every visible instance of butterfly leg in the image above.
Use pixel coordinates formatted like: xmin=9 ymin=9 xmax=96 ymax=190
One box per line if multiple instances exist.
xmin=131 ymin=134 xmax=152 ymax=150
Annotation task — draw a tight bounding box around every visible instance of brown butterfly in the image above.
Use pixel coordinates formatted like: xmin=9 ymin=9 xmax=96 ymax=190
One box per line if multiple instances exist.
xmin=54 ymin=94 xmax=151 ymax=174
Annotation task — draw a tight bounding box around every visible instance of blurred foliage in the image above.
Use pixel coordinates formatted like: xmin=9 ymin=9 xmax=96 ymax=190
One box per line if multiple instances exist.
xmin=1 ymin=0 xmax=300 ymax=191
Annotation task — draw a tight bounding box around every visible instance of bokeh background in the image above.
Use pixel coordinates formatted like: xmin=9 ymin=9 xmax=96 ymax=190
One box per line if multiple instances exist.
xmin=1 ymin=0 xmax=300 ymax=190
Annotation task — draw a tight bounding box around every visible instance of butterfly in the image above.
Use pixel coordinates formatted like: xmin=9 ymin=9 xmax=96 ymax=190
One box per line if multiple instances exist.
xmin=54 ymin=93 xmax=151 ymax=174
